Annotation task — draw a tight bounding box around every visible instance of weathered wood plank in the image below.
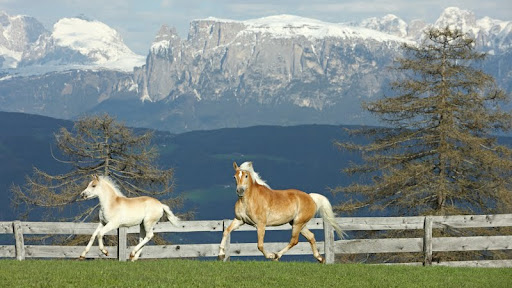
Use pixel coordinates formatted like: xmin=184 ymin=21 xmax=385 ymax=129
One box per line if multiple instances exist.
xmin=433 ymin=260 xmax=512 ymax=268
xmin=222 ymin=219 xmax=231 ymax=262
xmin=223 ymin=218 xmax=324 ymax=232
xmin=323 ymin=220 xmax=335 ymax=264
xmin=134 ymin=244 xmax=220 ymax=259
xmin=0 ymin=222 xmax=14 ymax=234
xmin=118 ymin=227 xmax=127 ymax=261
xmin=335 ymin=238 xmax=423 ymax=254
xmin=423 ymin=216 xmax=433 ymax=266
xmin=25 ymin=246 xmax=117 ymax=259
xmin=335 ymin=217 xmax=425 ymax=231
xmin=0 ymin=245 xmax=15 ymax=258
xmin=432 ymin=214 xmax=512 ymax=228
xmin=228 ymin=242 xmax=325 ymax=257
xmin=13 ymin=221 xmax=25 ymax=260
xmin=19 ymin=222 xmax=116 ymax=235
xmin=433 ymin=236 xmax=512 ymax=252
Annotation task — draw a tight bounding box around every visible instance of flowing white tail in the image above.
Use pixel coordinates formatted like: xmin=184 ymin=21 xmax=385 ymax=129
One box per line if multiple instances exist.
xmin=163 ymin=204 xmax=180 ymax=226
xmin=309 ymin=193 xmax=344 ymax=239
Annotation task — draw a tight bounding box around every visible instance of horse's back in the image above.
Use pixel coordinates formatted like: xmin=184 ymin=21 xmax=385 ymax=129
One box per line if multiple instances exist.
xmin=249 ymin=187 xmax=317 ymax=226
xmin=116 ymin=196 xmax=164 ymax=223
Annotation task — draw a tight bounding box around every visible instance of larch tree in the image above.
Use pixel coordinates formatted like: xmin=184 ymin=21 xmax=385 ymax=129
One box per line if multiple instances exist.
xmin=336 ymin=27 xmax=512 ymax=216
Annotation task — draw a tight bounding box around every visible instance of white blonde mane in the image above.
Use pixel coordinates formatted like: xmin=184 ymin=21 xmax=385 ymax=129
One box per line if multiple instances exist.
xmin=239 ymin=162 xmax=271 ymax=189
xmin=98 ymin=176 xmax=125 ymax=197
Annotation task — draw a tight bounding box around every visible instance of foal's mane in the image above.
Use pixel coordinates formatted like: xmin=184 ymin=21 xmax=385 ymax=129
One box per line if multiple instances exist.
xmin=98 ymin=176 xmax=126 ymax=197
xmin=239 ymin=162 xmax=271 ymax=189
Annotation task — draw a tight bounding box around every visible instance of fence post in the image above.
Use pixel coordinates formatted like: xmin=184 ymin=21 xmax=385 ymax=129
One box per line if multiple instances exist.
xmin=323 ymin=219 xmax=335 ymax=264
xmin=223 ymin=219 xmax=231 ymax=262
xmin=13 ymin=221 xmax=25 ymax=261
xmin=118 ymin=227 xmax=127 ymax=261
xmin=423 ymin=216 xmax=433 ymax=266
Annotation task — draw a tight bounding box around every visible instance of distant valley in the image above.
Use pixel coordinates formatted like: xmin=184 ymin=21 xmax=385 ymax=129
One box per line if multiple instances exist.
xmin=0 ymin=112 xmax=360 ymax=221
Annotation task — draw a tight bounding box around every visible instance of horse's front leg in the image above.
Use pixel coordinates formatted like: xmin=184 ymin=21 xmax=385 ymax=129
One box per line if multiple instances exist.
xmin=97 ymin=221 xmax=119 ymax=256
xmin=80 ymin=223 xmax=103 ymax=259
xmin=218 ymin=218 xmax=244 ymax=261
xmin=256 ymin=223 xmax=276 ymax=260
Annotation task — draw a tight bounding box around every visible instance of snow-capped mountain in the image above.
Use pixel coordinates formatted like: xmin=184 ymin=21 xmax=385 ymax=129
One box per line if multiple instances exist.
xmin=0 ymin=8 xmax=511 ymax=133
xmin=353 ymin=7 xmax=512 ymax=52
xmin=0 ymin=12 xmax=144 ymax=73
xmin=356 ymin=14 xmax=409 ymax=38
xmin=0 ymin=11 xmax=46 ymax=69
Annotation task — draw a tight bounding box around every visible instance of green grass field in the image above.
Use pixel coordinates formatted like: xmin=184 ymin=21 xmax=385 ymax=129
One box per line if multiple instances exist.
xmin=1 ymin=259 xmax=511 ymax=288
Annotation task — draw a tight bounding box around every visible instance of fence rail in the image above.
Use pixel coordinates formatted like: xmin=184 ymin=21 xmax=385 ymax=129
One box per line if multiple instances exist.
xmin=1 ymin=214 xmax=511 ymax=267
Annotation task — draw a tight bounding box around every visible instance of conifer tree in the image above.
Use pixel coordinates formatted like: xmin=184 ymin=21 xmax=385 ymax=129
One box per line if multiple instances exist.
xmin=337 ymin=27 xmax=512 ymax=215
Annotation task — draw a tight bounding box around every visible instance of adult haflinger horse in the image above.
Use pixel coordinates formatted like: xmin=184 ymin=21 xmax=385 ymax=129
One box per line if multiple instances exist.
xmin=219 ymin=162 xmax=343 ymax=263
xmin=79 ymin=175 xmax=179 ymax=261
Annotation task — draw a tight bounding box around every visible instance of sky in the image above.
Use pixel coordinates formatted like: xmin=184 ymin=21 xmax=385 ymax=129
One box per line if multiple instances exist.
xmin=1 ymin=0 xmax=511 ymax=55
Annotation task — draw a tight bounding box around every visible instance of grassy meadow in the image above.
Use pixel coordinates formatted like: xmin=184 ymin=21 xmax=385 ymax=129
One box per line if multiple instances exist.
xmin=1 ymin=259 xmax=511 ymax=288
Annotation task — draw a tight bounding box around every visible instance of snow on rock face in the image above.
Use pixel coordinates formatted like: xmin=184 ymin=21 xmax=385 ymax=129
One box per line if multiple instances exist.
xmin=45 ymin=17 xmax=145 ymax=71
xmin=198 ymin=14 xmax=407 ymax=43
xmin=1 ymin=13 xmax=145 ymax=73
xmin=0 ymin=11 xmax=47 ymax=68
xmin=52 ymin=17 xmax=133 ymax=63
xmin=358 ymin=14 xmax=408 ymax=38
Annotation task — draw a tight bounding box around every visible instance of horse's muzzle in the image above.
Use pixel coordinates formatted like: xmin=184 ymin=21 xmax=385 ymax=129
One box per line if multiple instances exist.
xmin=236 ymin=187 xmax=245 ymax=198
xmin=80 ymin=190 xmax=93 ymax=200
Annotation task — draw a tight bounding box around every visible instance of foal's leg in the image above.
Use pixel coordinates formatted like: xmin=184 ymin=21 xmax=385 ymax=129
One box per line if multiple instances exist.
xmin=97 ymin=221 xmax=119 ymax=256
xmin=301 ymin=227 xmax=324 ymax=263
xmin=131 ymin=224 xmax=146 ymax=261
xmin=274 ymin=223 xmax=303 ymax=260
xmin=130 ymin=220 xmax=157 ymax=260
xmin=80 ymin=223 xmax=103 ymax=259
xmin=218 ymin=218 xmax=244 ymax=261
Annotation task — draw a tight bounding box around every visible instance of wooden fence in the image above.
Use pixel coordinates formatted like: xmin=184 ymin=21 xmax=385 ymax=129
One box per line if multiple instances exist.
xmin=1 ymin=214 xmax=511 ymax=267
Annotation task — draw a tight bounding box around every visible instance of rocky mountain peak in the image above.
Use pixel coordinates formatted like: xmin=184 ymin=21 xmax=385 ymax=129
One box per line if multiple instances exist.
xmin=435 ymin=7 xmax=476 ymax=29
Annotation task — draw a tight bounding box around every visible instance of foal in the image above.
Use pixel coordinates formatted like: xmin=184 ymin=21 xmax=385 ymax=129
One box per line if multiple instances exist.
xmin=219 ymin=162 xmax=343 ymax=262
xmin=79 ymin=175 xmax=179 ymax=261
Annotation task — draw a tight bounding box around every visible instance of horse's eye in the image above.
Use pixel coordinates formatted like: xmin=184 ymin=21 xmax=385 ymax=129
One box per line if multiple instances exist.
xmin=92 ymin=184 xmax=96 ymax=188
xmin=245 ymin=175 xmax=248 ymax=178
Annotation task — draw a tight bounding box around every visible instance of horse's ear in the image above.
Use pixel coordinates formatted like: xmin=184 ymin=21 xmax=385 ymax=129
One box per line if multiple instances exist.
xmin=92 ymin=174 xmax=98 ymax=180
xmin=247 ymin=162 xmax=253 ymax=168
xmin=233 ymin=162 xmax=238 ymax=171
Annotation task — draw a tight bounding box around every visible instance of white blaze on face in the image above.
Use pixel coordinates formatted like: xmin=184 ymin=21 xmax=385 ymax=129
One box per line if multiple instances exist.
xmin=238 ymin=171 xmax=242 ymax=180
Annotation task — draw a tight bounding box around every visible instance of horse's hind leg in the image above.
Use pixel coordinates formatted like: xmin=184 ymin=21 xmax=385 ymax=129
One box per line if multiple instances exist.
xmin=301 ymin=227 xmax=324 ymax=263
xmin=130 ymin=220 xmax=156 ymax=261
xmin=274 ymin=224 xmax=302 ymax=260
xmin=131 ymin=224 xmax=146 ymax=261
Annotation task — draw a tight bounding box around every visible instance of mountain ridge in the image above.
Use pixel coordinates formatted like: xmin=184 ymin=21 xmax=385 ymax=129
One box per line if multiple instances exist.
xmin=0 ymin=7 xmax=510 ymax=133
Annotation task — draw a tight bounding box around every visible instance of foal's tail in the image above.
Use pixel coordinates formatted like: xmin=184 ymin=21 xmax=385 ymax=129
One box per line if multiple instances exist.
xmin=309 ymin=193 xmax=344 ymax=239
xmin=162 ymin=204 xmax=180 ymax=226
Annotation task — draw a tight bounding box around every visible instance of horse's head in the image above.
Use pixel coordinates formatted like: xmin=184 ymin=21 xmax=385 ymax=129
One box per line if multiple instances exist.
xmin=80 ymin=174 xmax=101 ymax=200
xmin=233 ymin=162 xmax=253 ymax=198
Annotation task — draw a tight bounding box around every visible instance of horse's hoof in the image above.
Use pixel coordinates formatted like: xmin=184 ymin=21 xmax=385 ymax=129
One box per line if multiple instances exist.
xmin=129 ymin=253 xmax=135 ymax=259
xmin=269 ymin=253 xmax=280 ymax=261
xmin=218 ymin=254 xmax=226 ymax=261
xmin=79 ymin=255 xmax=85 ymax=260
xmin=318 ymin=257 xmax=326 ymax=264
xmin=102 ymin=250 xmax=109 ymax=256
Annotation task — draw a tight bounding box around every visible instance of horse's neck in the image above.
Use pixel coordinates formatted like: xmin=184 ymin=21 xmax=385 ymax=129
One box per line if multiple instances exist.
xmin=245 ymin=183 xmax=271 ymax=201
xmin=98 ymin=183 xmax=119 ymax=207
